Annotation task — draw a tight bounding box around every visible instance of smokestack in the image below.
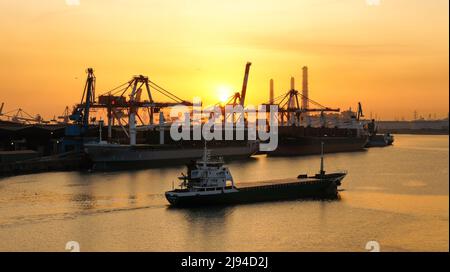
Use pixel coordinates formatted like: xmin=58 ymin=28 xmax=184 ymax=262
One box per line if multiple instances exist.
xmin=290 ymin=77 xmax=295 ymax=90
xmin=302 ymin=66 xmax=309 ymax=111
xmin=269 ymin=79 xmax=274 ymax=104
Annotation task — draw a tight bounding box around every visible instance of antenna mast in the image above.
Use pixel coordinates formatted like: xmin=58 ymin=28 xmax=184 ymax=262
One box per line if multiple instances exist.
xmin=320 ymin=141 xmax=325 ymax=176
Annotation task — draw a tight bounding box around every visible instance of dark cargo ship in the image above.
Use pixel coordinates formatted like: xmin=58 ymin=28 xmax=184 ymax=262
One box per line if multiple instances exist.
xmin=85 ymin=139 xmax=259 ymax=170
xmin=165 ymin=144 xmax=346 ymax=206
xmin=266 ymin=126 xmax=368 ymax=156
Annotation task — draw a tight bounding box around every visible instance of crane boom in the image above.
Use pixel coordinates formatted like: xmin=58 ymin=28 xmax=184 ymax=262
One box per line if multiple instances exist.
xmin=68 ymin=68 xmax=96 ymax=134
xmin=240 ymin=62 xmax=252 ymax=106
xmin=357 ymin=102 xmax=364 ymax=120
xmin=82 ymin=68 xmax=95 ymax=130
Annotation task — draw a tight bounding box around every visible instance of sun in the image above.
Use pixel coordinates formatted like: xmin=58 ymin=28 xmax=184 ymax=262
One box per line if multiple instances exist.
xmin=217 ymin=85 xmax=232 ymax=104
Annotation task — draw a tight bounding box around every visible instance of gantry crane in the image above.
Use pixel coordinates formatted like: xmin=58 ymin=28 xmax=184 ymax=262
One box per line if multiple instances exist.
xmin=266 ymin=79 xmax=340 ymax=126
xmin=94 ymin=74 xmax=193 ymax=143
xmin=0 ymin=106 xmax=47 ymax=124
xmin=65 ymin=68 xmax=193 ymax=145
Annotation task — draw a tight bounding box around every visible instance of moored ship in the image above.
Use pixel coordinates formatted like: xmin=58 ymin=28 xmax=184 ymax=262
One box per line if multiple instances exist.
xmin=165 ymin=143 xmax=347 ymax=206
xmin=85 ymin=140 xmax=259 ymax=170
xmin=269 ymin=126 xmax=368 ymax=156
xmin=263 ymin=68 xmax=369 ymax=157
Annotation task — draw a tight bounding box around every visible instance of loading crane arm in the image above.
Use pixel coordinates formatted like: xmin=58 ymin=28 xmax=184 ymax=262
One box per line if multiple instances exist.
xmin=357 ymin=102 xmax=364 ymax=121
xmin=239 ymin=62 xmax=252 ymax=107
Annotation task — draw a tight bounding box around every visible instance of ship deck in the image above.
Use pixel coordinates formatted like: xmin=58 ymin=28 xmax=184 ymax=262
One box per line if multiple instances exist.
xmin=236 ymin=173 xmax=344 ymax=188
xmin=169 ymin=173 xmax=345 ymax=193
xmin=236 ymin=177 xmax=314 ymax=188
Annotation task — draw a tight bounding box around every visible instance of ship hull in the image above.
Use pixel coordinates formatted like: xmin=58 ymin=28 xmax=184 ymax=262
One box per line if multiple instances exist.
xmin=260 ymin=126 xmax=368 ymax=156
xmin=366 ymin=134 xmax=394 ymax=147
xmin=268 ymin=136 xmax=367 ymax=156
xmin=85 ymin=142 xmax=259 ymax=170
xmin=165 ymin=174 xmax=345 ymax=207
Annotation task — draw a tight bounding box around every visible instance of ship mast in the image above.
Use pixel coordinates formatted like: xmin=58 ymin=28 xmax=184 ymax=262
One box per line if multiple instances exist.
xmin=320 ymin=141 xmax=325 ymax=176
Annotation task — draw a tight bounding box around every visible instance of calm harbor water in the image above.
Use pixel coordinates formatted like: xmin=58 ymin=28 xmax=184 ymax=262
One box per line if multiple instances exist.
xmin=0 ymin=135 xmax=448 ymax=252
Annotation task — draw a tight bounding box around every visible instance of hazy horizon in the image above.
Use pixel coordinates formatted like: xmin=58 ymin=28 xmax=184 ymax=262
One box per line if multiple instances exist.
xmin=0 ymin=0 xmax=448 ymax=121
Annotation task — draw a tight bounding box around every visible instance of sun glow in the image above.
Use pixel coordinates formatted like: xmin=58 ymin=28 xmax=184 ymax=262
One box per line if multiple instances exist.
xmin=0 ymin=1 xmax=447 ymax=120
xmin=217 ymin=86 xmax=232 ymax=104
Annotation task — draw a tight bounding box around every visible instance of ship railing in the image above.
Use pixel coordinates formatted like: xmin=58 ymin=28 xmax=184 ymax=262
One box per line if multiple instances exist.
xmin=192 ymin=186 xmax=227 ymax=192
xmin=335 ymin=169 xmax=348 ymax=175
xmin=196 ymin=158 xmax=224 ymax=165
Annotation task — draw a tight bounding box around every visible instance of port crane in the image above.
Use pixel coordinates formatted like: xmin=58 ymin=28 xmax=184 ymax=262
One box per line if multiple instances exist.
xmin=266 ymin=78 xmax=340 ymax=127
xmin=66 ymin=68 xmax=193 ymax=145
xmin=215 ymin=62 xmax=252 ymax=123
xmin=50 ymin=106 xmax=72 ymax=124
xmin=66 ymin=68 xmax=96 ymax=136
xmin=222 ymin=62 xmax=252 ymax=107
xmin=0 ymin=105 xmax=48 ymax=124
xmin=58 ymin=106 xmax=71 ymax=124
xmin=94 ymin=74 xmax=193 ymax=143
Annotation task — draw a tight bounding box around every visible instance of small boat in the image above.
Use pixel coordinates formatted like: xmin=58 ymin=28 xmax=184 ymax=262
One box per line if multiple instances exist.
xmin=365 ymin=119 xmax=394 ymax=147
xmin=165 ymin=143 xmax=347 ymax=207
xmin=366 ymin=133 xmax=394 ymax=147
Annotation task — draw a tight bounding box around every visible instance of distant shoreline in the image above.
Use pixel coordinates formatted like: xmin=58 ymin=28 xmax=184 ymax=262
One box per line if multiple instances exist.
xmin=378 ymin=128 xmax=449 ymax=135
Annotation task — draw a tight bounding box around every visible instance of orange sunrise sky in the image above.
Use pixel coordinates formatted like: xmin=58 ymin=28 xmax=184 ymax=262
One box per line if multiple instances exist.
xmin=0 ymin=0 xmax=448 ymax=120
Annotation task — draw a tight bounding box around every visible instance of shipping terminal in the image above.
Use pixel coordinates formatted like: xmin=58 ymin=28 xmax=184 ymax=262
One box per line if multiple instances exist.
xmin=0 ymin=63 xmax=399 ymax=175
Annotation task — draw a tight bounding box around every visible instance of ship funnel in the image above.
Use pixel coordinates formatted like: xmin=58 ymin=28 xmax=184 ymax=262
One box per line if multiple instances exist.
xmin=269 ymin=79 xmax=274 ymax=104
